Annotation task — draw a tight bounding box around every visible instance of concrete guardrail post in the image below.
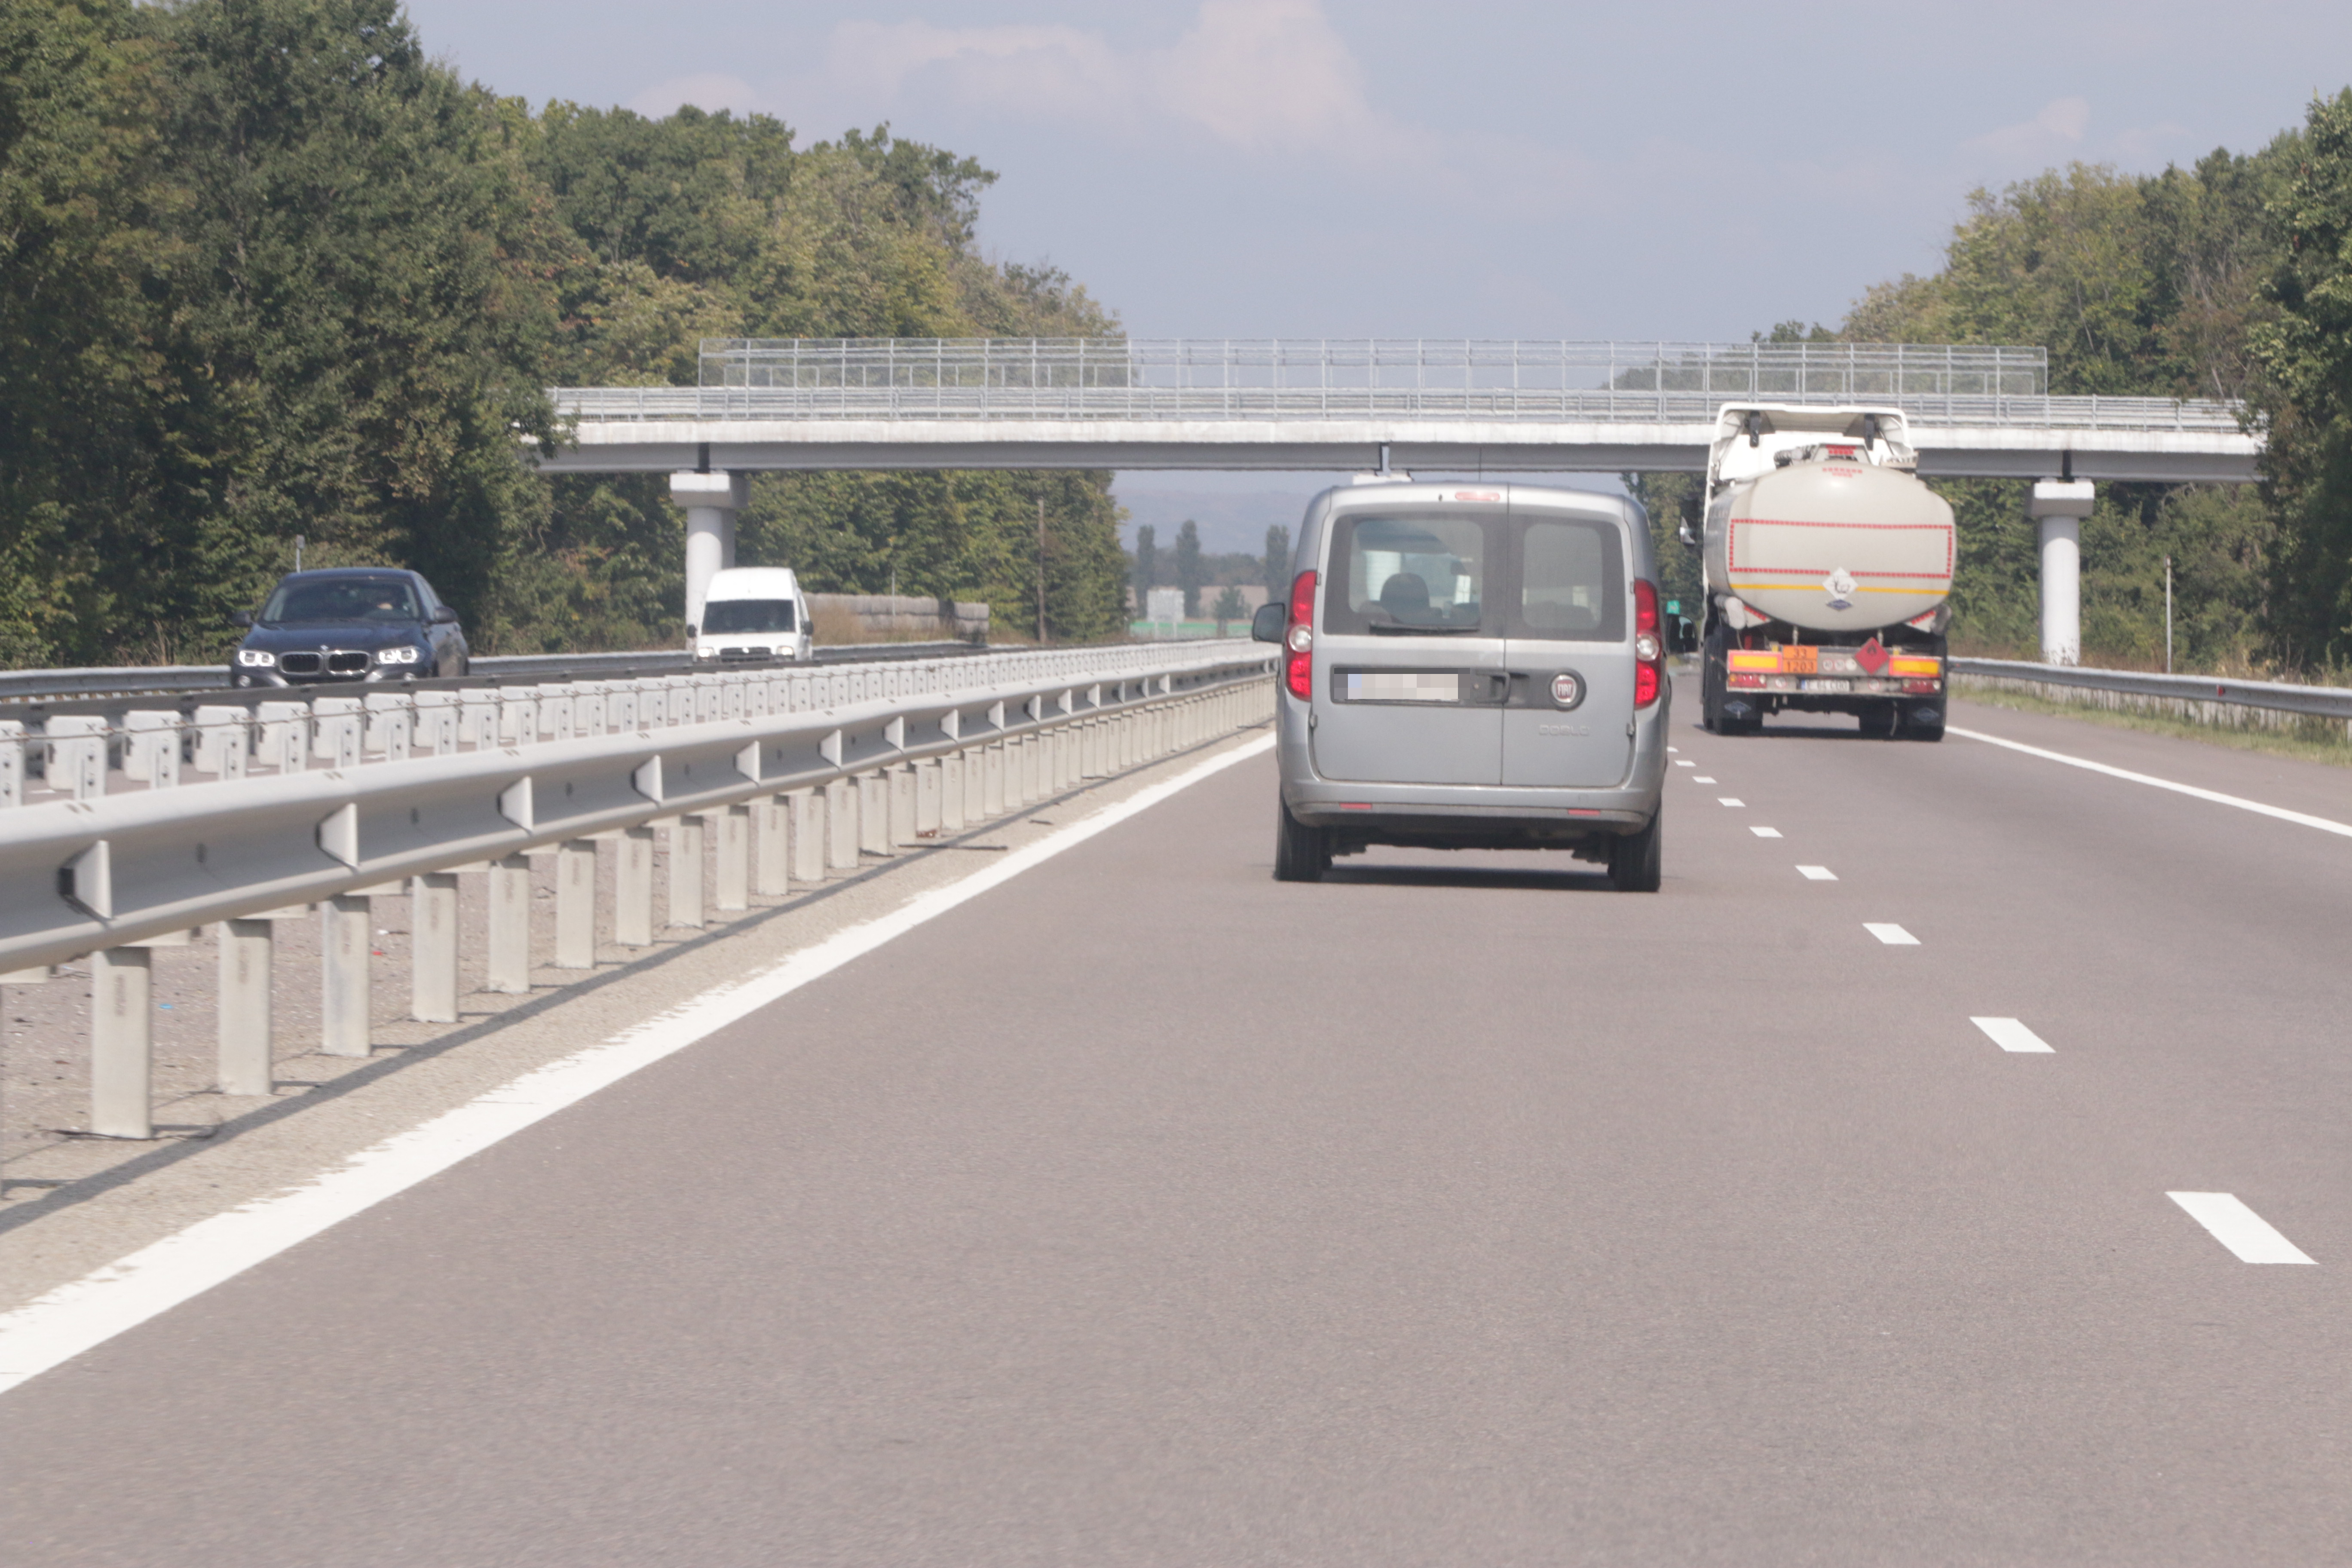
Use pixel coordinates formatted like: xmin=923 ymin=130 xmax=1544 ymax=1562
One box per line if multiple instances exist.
xmin=487 ymin=854 xmax=535 ymax=990
xmin=915 ymin=758 xmax=942 ymax=837
xmin=788 ymin=788 xmax=825 ymax=884
xmin=713 ymin=805 xmax=751 ymax=913
xmin=90 ymin=946 xmax=155 ymax=1138
xmin=826 ymin=778 xmax=858 ymax=870
xmin=665 ymin=818 xmax=704 ymax=929
xmin=615 ymin=827 xmax=655 ymax=947
xmin=322 ymin=892 xmax=380 ymax=1056
xmin=554 ymin=840 xmax=597 ymax=968
xmin=411 ymin=874 xmax=461 ymax=1020
xmin=858 ymin=771 xmax=892 ymax=855
xmin=888 ymin=764 xmax=917 ymax=847
xmin=983 ymin=741 xmax=1005 ymax=817
xmin=753 ymin=796 xmax=791 ymax=897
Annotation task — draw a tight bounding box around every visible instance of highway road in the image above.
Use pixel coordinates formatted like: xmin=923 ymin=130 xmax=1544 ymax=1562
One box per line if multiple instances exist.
xmin=5 ymin=689 xmax=2351 ymax=1564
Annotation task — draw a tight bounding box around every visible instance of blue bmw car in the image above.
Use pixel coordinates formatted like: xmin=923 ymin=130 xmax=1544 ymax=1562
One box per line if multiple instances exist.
xmin=230 ymin=568 xmax=470 ymax=687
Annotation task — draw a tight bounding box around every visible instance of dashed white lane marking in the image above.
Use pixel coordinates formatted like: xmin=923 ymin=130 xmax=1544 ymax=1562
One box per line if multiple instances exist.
xmin=0 ymin=735 xmax=1280 ymax=1398
xmin=2168 ymin=1192 xmax=2317 ymax=1264
xmin=1749 ymin=826 xmax=1782 ymax=839
xmin=1693 ymin=775 xmax=1717 ymax=783
xmin=1718 ymin=797 xmax=1745 ymax=806
xmin=1675 ymin=759 xmax=1695 ymax=767
xmin=1954 ymin=727 xmax=2352 ymax=841
xmin=1667 ymin=746 xmax=1679 ymax=753
xmin=1796 ymin=865 xmax=1837 ymax=880
xmin=1865 ymin=922 xmax=1918 ymax=945
xmin=1971 ymin=1017 xmax=2054 ymax=1053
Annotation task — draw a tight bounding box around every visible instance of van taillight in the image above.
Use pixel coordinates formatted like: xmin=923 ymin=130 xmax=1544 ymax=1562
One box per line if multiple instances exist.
xmin=1284 ymin=570 xmax=1317 ymax=700
xmin=1633 ymin=579 xmax=1663 ymax=708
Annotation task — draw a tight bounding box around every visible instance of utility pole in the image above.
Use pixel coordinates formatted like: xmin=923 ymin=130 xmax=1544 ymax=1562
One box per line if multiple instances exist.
xmin=294 ymin=534 xmax=305 ymax=573
xmin=1035 ymin=497 xmax=1048 ymax=644
xmin=2164 ymin=555 xmax=2173 ymax=674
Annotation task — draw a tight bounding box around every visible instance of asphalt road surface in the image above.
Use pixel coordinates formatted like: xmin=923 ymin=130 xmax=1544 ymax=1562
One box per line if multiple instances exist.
xmin=6 ymin=692 xmax=2352 ymax=1565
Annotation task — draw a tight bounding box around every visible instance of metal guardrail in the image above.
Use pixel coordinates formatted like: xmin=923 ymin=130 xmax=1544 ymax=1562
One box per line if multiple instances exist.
xmin=1950 ymin=658 xmax=2352 ymax=721
xmin=0 ymin=641 xmax=1275 ymax=976
xmin=0 ymin=642 xmax=986 ymax=708
xmin=698 ymin=338 xmax=2052 ymax=398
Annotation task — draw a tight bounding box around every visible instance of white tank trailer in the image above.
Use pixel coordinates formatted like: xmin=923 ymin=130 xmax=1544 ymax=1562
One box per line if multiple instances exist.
xmin=1682 ymin=404 xmax=1955 ymax=740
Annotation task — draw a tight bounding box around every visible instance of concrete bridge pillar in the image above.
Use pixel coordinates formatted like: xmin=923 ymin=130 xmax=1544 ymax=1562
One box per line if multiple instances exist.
xmin=671 ymin=471 xmax=749 ymax=636
xmin=2032 ymin=479 xmax=2095 ymax=666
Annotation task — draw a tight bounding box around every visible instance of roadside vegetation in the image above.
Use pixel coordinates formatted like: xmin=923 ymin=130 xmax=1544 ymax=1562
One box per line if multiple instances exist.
xmin=0 ymin=0 xmax=1130 ymax=666
xmin=1635 ymin=89 xmax=2352 ymax=682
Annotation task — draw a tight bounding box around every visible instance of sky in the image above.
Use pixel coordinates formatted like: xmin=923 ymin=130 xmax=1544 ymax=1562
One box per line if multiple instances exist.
xmin=406 ymin=0 xmax=2352 ymax=549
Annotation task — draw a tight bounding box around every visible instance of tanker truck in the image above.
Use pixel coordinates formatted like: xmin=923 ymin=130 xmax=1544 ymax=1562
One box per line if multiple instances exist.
xmin=1681 ymin=404 xmax=1954 ymax=740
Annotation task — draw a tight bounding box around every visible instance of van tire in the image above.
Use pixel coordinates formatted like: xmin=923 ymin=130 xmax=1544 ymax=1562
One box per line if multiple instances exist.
xmin=1608 ymin=811 xmax=1662 ymax=892
xmin=1273 ymin=798 xmax=1329 ymax=882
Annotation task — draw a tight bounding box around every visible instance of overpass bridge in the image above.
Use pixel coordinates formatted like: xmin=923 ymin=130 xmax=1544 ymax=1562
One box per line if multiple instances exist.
xmin=542 ymin=339 xmax=2262 ymax=662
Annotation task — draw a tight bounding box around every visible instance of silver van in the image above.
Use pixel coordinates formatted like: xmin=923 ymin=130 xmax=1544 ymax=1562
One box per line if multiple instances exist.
xmin=1252 ymin=481 xmax=1669 ymax=890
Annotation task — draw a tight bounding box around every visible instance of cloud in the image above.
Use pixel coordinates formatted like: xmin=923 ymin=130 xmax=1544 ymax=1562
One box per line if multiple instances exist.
xmin=628 ymin=72 xmax=762 ymax=119
xmin=822 ymin=2 xmax=1426 ymax=166
xmin=1966 ymin=95 xmax=2092 ymax=161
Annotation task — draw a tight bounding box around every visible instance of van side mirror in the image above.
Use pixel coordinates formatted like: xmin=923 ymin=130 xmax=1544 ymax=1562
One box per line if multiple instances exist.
xmin=228 ymin=609 xmax=252 ymax=628
xmin=1675 ymin=493 xmax=1701 ymax=549
xmin=431 ymin=604 xmax=459 ymax=624
xmin=1249 ymin=603 xmax=1287 ymax=643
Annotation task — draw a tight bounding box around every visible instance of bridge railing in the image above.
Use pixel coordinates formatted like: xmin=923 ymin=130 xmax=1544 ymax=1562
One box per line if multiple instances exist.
xmin=0 ymin=640 xmax=1277 ymax=1149
xmin=697 ymin=338 xmax=2052 ymax=397
xmin=556 ymin=381 xmax=2244 ymax=434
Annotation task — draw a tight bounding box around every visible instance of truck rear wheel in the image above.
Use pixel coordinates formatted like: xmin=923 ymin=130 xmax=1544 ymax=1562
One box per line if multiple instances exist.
xmin=1701 ymin=622 xmax=1757 ymax=735
xmin=1608 ymin=810 xmax=1662 ymax=892
xmin=1273 ymin=798 xmax=1329 ymax=882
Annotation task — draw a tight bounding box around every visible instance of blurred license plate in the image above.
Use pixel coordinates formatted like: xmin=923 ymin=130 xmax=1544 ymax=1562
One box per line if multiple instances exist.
xmin=1798 ymin=677 xmax=1852 ymax=692
xmin=1346 ymin=672 xmax=1461 ymax=703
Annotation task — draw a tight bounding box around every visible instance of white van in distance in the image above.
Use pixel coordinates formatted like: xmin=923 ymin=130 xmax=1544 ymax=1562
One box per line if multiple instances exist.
xmin=691 ymin=567 xmax=813 ymax=664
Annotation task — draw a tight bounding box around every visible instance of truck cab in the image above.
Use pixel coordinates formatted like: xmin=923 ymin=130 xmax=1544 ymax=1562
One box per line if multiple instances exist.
xmin=691 ymin=568 xmax=812 ymax=665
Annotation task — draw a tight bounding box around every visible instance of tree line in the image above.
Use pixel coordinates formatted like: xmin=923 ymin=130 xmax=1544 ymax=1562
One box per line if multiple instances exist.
xmin=1638 ymin=88 xmax=2352 ymax=675
xmin=0 ymin=0 xmax=1131 ymax=666
xmin=1128 ymin=521 xmax=1291 ymax=620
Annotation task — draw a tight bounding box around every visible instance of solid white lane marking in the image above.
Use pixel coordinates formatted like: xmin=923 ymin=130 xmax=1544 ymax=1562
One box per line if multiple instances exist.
xmin=1750 ymin=826 xmax=1782 ymax=839
xmin=1953 ymin=726 xmax=2352 ymax=841
xmin=1718 ymin=797 xmax=1744 ymax=806
xmin=1796 ymin=865 xmax=1837 ymax=880
xmin=1693 ymin=775 xmax=1717 ymax=783
xmin=0 ymin=734 xmax=1279 ymax=1397
xmin=1865 ymin=922 xmax=1918 ymax=944
xmin=1971 ymin=1017 xmax=2054 ymax=1053
xmin=2168 ymin=1192 xmax=2316 ymax=1264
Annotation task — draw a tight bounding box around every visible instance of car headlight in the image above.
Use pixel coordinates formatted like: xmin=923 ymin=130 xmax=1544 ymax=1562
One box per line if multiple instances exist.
xmin=236 ymin=649 xmax=275 ymax=668
xmin=375 ymin=645 xmax=421 ymax=665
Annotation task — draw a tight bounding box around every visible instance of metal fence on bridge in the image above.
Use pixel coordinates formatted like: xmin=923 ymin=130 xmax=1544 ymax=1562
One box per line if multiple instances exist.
xmin=548 ymin=338 xmax=2241 ymax=433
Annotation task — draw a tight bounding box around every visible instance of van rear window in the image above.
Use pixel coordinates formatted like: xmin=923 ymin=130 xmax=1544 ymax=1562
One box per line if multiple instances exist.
xmin=1324 ymin=514 xmax=1490 ymax=634
xmin=703 ymin=599 xmax=796 ymax=634
xmin=1514 ymin=520 xmax=1624 ymax=640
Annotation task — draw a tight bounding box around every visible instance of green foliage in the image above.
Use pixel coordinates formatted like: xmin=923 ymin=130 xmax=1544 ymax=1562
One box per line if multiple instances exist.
xmin=0 ymin=2 xmax=1130 ymax=667
xmin=1172 ymin=520 xmax=1203 ymax=617
xmin=2252 ymin=88 xmax=2352 ymax=667
xmin=1652 ymin=125 xmax=2325 ymax=673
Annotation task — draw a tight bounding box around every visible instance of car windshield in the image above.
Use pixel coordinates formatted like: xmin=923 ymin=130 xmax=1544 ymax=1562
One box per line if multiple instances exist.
xmin=702 ymin=599 xmax=796 ymax=634
xmin=1324 ymin=514 xmax=1488 ymax=634
xmin=262 ymin=578 xmax=419 ymax=623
